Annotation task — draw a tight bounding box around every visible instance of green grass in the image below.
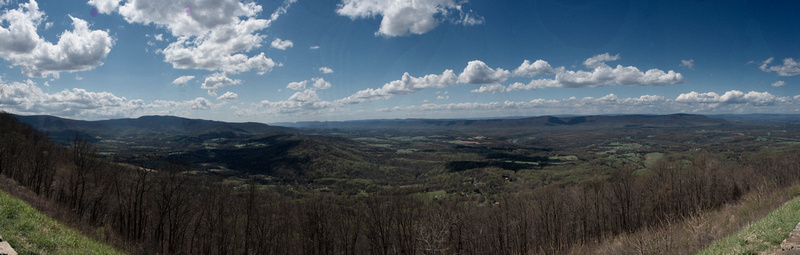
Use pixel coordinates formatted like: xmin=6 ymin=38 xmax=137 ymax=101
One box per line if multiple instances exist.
xmin=0 ymin=190 xmax=124 ymax=255
xmin=412 ymin=190 xmax=447 ymax=202
xmin=699 ymin=193 xmax=800 ymax=255
xmin=643 ymin=152 xmax=664 ymax=168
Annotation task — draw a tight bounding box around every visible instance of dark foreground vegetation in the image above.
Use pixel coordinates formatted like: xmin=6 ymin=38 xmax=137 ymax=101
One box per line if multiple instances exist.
xmin=2 ymin=112 xmax=800 ymax=254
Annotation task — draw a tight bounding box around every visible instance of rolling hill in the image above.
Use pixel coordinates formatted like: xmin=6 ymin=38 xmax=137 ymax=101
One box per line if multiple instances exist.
xmin=12 ymin=114 xmax=294 ymax=144
xmin=274 ymin=114 xmax=730 ymax=131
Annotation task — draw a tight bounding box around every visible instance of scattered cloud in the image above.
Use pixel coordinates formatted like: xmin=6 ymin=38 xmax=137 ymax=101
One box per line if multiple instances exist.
xmin=258 ymin=89 xmax=333 ymax=114
xmin=470 ymin=84 xmax=506 ymax=94
xmin=267 ymin=0 xmax=298 ymax=28
xmin=93 ymin=0 xmax=263 ymax=36
xmin=162 ymin=29 xmax=277 ymax=74
xmin=0 ymin=79 xmax=144 ymax=118
xmin=0 ymin=0 xmax=114 ymax=78
xmin=189 ymin=97 xmax=212 ymax=110
xmin=583 ymin=53 xmax=620 ymax=68
xmin=286 ymin=80 xmax=306 ymax=90
xmin=319 ymin=66 xmax=334 ymax=74
xmin=243 ymin=54 xmax=687 ymax=117
xmin=680 ymin=59 xmax=695 ymax=70
xmin=333 ymin=54 xmax=682 ymax=102
xmin=772 ymin=80 xmax=787 ymax=87
xmin=86 ymin=0 xmax=120 ymax=15
xmin=286 ymin=77 xmax=332 ymax=91
xmin=146 ymin=33 xmax=165 ymax=42
xmin=500 ymin=53 xmax=684 ymax=92
xmin=675 ymin=90 xmax=784 ymax=106
xmin=337 ymin=70 xmax=457 ymax=104
xmin=505 ymin=79 xmax=556 ymax=91
xmin=373 ymin=90 xmax=795 ymax=118
xmin=375 ymin=95 xmax=671 ymax=117
xmin=223 ymin=78 xmax=800 ymax=120
xmin=760 ymin=57 xmax=800 ymax=76
xmin=309 ymin=45 xmax=320 ymax=50
xmin=216 ymin=91 xmax=238 ymax=100
xmin=557 ymin=64 xmax=683 ymax=88
xmin=336 ymin=0 xmax=483 ymax=36
xmin=172 ymin=75 xmax=195 ymax=87
xmin=0 ymin=79 xmax=232 ymax=119
xmin=458 ymin=60 xmax=510 ymax=85
xmin=201 ymin=73 xmax=241 ymax=96
xmin=312 ymin=77 xmax=332 ymax=89
xmin=270 ymin=38 xmax=293 ymax=50
xmin=89 ymin=0 xmax=296 ymax=77
xmin=512 ymin=59 xmax=558 ymax=77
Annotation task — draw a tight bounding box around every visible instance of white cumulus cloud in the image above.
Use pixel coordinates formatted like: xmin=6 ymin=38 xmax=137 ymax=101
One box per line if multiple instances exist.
xmin=189 ymin=97 xmax=213 ymax=110
xmin=336 ymin=0 xmax=483 ymax=37
xmin=0 ymin=79 xmax=144 ymax=118
xmin=512 ymin=59 xmax=557 ymax=77
xmin=270 ymin=38 xmax=293 ymax=50
xmin=312 ymin=77 xmax=332 ymax=89
xmin=319 ymin=66 xmax=334 ymax=74
xmin=337 ymin=70 xmax=457 ymax=104
xmin=201 ymin=73 xmax=241 ymax=96
xmin=286 ymin=77 xmax=332 ymax=91
xmin=371 ymin=90 xmax=795 ymax=118
xmin=0 ymin=1 xmax=114 ymax=78
xmin=257 ymin=89 xmax=333 ymax=114
xmin=89 ymin=0 xmax=296 ymax=77
xmin=216 ymin=91 xmax=238 ymax=100
xmin=162 ymin=26 xmax=277 ymax=74
xmin=458 ymin=60 xmax=511 ymax=85
xmin=500 ymin=54 xmax=683 ymax=92
xmin=676 ymin=90 xmax=783 ymax=106
xmin=286 ymin=80 xmax=307 ymax=90
xmin=760 ymin=57 xmax=800 ymax=76
xmin=463 ymin=54 xmax=684 ymax=93
xmin=0 ymin=79 xmax=233 ymax=119
xmin=172 ymin=75 xmax=195 ymax=87
xmin=583 ymin=53 xmax=620 ymax=68
xmin=503 ymin=65 xmax=682 ymax=91
xmin=86 ymin=0 xmax=120 ymax=15
xmin=104 ymin=0 xmax=264 ymax=36
xmin=772 ymin=80 xmax=787 ymax=87
xmin=470 ymin=84 xmax=506 ymax=94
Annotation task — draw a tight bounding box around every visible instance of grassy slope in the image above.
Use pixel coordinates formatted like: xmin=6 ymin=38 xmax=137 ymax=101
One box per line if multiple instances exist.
xmin=700 ymin=191 xmax=800 ymax=254
xmin=0 ymin=190 xmax=123 ymax=255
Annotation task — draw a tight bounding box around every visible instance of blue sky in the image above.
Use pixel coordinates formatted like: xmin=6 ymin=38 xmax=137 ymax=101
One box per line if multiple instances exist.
xmin=0 ymin=0 xmax=798 ymax=122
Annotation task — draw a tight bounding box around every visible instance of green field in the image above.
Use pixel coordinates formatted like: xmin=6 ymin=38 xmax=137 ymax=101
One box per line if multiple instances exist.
xmin=699 ymin=189 xmax=800 ymax=255
xmin=0 ymin=190 xmax=123 ymax=255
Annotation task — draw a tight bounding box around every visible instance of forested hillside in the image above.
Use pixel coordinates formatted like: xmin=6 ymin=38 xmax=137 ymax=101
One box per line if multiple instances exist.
xmin=2 ymin=111 xmax=800 ymax=254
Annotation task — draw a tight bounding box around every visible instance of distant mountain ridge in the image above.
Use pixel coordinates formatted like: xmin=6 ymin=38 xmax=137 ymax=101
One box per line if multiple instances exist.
xmin=274 ymin=114 xmax=730 ymax=131
xmin=711 ymin=114 xmax=800 ymax=123
xmin=12 ymin=113 xmax=759 ymax=143
xmin=12 ymin=114 xmax=293 ymax=143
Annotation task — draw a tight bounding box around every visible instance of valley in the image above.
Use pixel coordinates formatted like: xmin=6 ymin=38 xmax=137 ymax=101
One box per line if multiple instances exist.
xmin=15 ymin=113 xmax=800 ymax=197
xmin=4 ymin=112 xmax=800 ymax=254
